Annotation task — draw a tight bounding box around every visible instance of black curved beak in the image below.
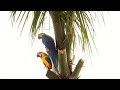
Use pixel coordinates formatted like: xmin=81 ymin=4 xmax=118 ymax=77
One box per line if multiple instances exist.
xmin=37 ymin=53 xmax=39 ymax=57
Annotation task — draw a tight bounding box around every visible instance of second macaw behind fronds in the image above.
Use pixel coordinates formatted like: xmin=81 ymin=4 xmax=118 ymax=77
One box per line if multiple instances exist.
xmin=38 ymin=33 xmax=58 ymax=73
xmin=37 ymin=52 xmax=52 ymax=70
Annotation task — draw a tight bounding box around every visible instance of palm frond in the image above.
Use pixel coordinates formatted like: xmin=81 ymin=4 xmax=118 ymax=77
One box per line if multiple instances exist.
xmin=74 ymin=11 xmax=96 ymax=54
xmin=56 ymin=11 xmax=98 ymax=56
xmin=35 ymin=11 xmax=46 ymax=35
xmin=31 ymin=11 xmax=46 ymax=40
xmin=10 ymin=11 xmax=46 ymax=40
xmin=21 ymin=11 xmax=30 ymax=35
xmin=9 ymin=11 xmax=17 ymax=25
xmin=16 ymin=11 xmax=22 ymax=23
xmin=30 ymin=11 xmax=41 ymax=33
xmin=10 ymin=11 xmax=103 ymax=55
xmin=18 ymin=11 xmax=26 ymax=27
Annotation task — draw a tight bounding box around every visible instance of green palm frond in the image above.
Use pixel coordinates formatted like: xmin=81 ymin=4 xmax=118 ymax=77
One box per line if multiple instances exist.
xmin=60 ymin=11 xmax=96 ymax=55
xmin=30 ymin=11 xmax=46 ymax=35
xmin=74 ymin=11 xmax=96 ymax=54
xmin=10 ymin=11 xmax=101 ymax=55
xmin=9 ymin=11 xmax=17 ymax=25
xmin=10 ymin=11 xmax=46 ymax=39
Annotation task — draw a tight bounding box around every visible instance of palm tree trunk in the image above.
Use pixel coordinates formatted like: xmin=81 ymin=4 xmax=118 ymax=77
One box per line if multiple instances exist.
xmin=66 ymin=11 xmax=75 ymax=74
xmin=49 ymin=11 xmax=66 ymax=50
xmin=46 ymin=70 xmax=60 ymax=79
xmin=49 ymin=11 xmax=70 ymax=78
xmin=69 ymin=59 xmax=84 ymax=79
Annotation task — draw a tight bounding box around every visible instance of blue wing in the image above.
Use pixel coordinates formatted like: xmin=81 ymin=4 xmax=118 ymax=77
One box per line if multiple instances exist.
xmin=49 ymin=49 xmax=58 ymax=73
xmin=42 ymin=35 xmax=56 ymax=50
xmin=45 ymin=55 xmax=52 ymax=65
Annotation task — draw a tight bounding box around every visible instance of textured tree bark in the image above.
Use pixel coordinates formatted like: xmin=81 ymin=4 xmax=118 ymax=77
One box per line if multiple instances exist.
xmin=49 ymin=11 xmax=66 ymax=50
xmin=46 ymin=70 xmax=60 ymax=79
xmin=49 ymin=11 xmax=70 ymax=78
xmin=58 ymin=49 xmax=70 ymax=78
xmin=66 ymin=11 xmax=75 ymax=74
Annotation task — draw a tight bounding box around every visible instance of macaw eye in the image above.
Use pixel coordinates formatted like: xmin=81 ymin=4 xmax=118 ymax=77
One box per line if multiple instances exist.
xmin=40 ymin=53 xmax=42 ymax=57
xmin=38 ymin=34 xmax=43 ymax=39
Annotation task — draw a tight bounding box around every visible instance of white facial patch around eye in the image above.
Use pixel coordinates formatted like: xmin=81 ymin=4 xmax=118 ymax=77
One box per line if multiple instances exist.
xmin=40 ymin=53 xmax=42 ymax=57
xmin=39 ymin=34 xmax=43 ymax=38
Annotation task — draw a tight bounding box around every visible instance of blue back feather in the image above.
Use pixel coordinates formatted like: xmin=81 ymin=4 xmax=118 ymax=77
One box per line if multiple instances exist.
xmin=41 ymin=34 xmax=58 ymax=73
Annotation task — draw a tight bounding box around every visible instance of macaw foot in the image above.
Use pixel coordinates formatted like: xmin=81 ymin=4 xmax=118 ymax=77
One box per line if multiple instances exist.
xmin=58 ymin=49 xmax=65 ymax=54
xmin=45 ymin=47 xmax=49 ymax=52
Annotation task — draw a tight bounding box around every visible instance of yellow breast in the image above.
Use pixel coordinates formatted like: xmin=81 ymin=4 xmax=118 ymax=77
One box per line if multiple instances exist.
xmin=41 ymin=53 xmax=52 ymax=69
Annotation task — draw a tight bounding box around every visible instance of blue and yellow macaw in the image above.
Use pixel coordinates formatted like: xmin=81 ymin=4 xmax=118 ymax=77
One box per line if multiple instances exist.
xmin=37 ymin=52 xmax=52 ymax=69
xmin=38 ymin=33 xmax=58 ymax=73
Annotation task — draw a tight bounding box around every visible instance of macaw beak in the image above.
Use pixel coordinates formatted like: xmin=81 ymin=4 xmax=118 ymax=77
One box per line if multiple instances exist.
xmin=37 ymin=52 xmax=42 ymax=57
xmin=37 ymin=53 xmax=40 ymax=57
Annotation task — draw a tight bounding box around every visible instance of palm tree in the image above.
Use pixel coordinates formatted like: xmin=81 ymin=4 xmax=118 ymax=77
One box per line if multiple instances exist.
xmin=10 ymin=11 xmax=98 ymax=79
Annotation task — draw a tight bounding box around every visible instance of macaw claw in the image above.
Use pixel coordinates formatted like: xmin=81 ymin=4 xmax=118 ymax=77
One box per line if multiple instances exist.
xmin=45 ymin=47 xmax=49 ymax=52
xmin=58 ymin=49 xmax=65 ymax=54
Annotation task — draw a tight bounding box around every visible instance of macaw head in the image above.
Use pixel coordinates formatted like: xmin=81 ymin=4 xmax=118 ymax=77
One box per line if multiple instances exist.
xmin=37 ymin=52 xmax=42 ymax=58
xmin=38 ymin=33 xmax=46 ymax=39
xmin=37 ymin=52 xmax=47 ymax=58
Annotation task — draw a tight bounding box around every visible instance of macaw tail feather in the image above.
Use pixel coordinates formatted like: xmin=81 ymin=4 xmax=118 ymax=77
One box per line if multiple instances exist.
xmin=49 ymin=49 xmax=58 ymax=73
